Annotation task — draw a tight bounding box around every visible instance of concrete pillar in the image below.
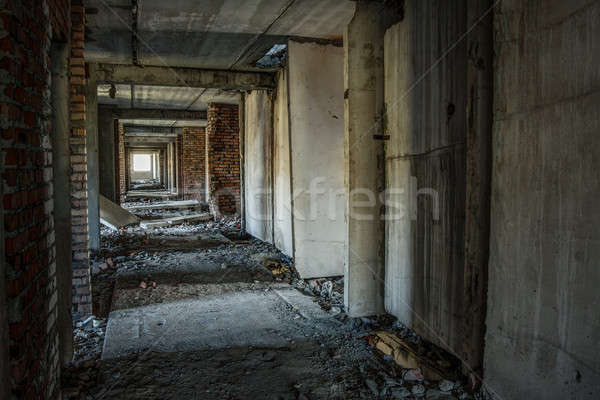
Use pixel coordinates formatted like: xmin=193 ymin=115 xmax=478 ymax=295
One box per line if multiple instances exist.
xmin=51 ymin=42 xmax=74 ymax=366
xmin=98 ymin=109 xmax=116 ymax=201
xmin=344 ymin=1 xmax=386 ymax=317
xmin=86 ymin=65 xmax=100 ymax=251
xmin=153 ymin=152 xmax=159 ymax=180
xmin=169 ymin=143 xmax=176 ymax=193
xmin=160 ymin=148 xmax=167 ymax=186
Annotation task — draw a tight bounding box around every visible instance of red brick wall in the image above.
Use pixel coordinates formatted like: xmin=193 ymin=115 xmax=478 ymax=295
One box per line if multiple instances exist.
xmin=176 ymin=133 xmax=183 ymax=199
xmin=206 ymin=104 xmax=241 ymax=215
xmin=117 ymin=121 xmax=126 ymax=203
xmin=182 ymin=127 xmax=206 ymax=201
xmin=69 ymin=1 xmax=91 ymax=316
xmin=0 ymin=0 xmax=70 ymax=397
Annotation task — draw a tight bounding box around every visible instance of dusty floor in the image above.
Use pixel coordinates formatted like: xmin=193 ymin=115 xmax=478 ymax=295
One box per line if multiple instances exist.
xmin=62 ymin=206 xmax=474 ymax=400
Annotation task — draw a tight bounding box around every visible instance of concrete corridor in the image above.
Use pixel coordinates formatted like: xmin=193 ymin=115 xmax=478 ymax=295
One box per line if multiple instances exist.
xmin=60 ymin=206 xmax=466 ymax=400
xmin=1 ymin=1 xmax=599 ymax=399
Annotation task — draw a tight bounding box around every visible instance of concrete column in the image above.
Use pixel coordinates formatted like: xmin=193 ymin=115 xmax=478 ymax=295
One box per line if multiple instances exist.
xmin=51 ymin=42 xmax=74 ymax=366
xmin=98 ymin=109 xmax=116 ymax=201
xmin=169 ymin=143 xmax=176 ymax=193
xmin=344 ymin=1 xmax=386 ymax=317
xmin=152 ymin=152 xmax=159 ymax=179
xmin=86 ymin=65 xmax=100 ymax=251
xmin=161 ymin=148 xmax=167 ymax=186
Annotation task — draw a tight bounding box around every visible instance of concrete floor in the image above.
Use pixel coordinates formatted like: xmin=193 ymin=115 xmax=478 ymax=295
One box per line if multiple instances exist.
xmin=62 ymin=215 xmax=472 ymax=400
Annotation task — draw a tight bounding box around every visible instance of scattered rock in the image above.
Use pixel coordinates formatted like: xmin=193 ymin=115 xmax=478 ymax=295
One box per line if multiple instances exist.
xmin=403 ymin=369 xmax=424 ymax=382
xmin=412 ymin=384 xmax=425 ymax=396
xmin=439 ymin=380 xmax=455 ymax=392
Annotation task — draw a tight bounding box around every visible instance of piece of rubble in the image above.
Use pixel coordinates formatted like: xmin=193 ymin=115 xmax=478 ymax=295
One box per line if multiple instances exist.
xmin=99 ymin=195 xmax=140 ymax=230
xmin=139 ymin=213 xmax=212 ymax=228
xmin=439 ymin=380 xmax=455 ymax=392
xmin=411 ymin=384 xmax=425 ymax=395
xmin=402 ymin=369 xmax=424 ymax=382
xmin=391 ymin=387 xmax=411 ymax=398
xmin=370 ymin=331 xmax=419 ymax=369
xmin=122 ymin=199 xmax=201 ymax=211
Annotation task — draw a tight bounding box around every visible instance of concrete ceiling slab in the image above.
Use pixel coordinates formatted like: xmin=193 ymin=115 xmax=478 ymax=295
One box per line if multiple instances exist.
xmin=98 ymin=84 xmax=132 ymax=108
xmin=133 ymin=85 xmax=204 ymax=110
xmin=84 ymin=0 xmax=355 ymax=71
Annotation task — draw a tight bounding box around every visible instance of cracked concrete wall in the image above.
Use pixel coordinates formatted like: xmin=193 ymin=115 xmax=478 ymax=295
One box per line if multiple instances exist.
xmin=483 ymin=1 xmax=600 ymax=399
xmin=383 ymin=0 xmax=468 ymax=359
xmin=244 ymin=90 xmax=274 ymax=242
xmin=288 ymin=40 xmax=345 ymax=278
xmin=273 ymin=68 xmax=294 ymax=257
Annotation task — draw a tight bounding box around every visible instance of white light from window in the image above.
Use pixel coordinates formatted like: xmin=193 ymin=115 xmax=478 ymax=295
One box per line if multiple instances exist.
xmin=133 ymin=154 xmax=152 ymax=172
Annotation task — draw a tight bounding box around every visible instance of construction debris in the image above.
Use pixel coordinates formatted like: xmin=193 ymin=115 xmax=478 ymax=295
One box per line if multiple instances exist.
xmin=122 ymin=199 xmax=201 ymax=211
xmin=368 ymin=330 xmax=460 ymax=382
xmin=99 ymin=195 xmax=140 ymax=230
xmin=139 ymin=213 xmax=212 ymax=228
xmin=125 ymin=190 xmax=177 ymax=200
xmin=369 ymin=331 xmax=420 ymax=369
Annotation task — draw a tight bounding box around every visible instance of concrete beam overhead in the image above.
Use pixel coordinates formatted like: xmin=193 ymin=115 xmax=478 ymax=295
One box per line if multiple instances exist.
xmin=110 ymin=108 xmax=208 ymax=120
xmin=124 ymin=126 xmax=183 ymax=135
xmin=94 ymin=63 xmax=276 ymax=89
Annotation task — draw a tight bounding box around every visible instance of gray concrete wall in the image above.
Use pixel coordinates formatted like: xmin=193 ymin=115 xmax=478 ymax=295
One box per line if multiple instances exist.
xmin=383 ymin=0 xmax=468 ymax=356
xmin=244 ymin=90 xmax=274 ymax=243
xmin=483 ymin=1 xmax=600 ymax=399
xmin=273 ymin=68 xmax=294 ymax=257
xmin=98 ymin=110 xmax=116 ymax=201
xmin=288 ymin=40 xmax=345 ymax=278
xmin=344 ymin=1 xmax=386 ymax=317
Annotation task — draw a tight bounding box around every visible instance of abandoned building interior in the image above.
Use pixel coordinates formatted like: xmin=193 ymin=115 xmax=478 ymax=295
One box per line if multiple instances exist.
xmin=1 ymin=0 xmax=599 ymax=399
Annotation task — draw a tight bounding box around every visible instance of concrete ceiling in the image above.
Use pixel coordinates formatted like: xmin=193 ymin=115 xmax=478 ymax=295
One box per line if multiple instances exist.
xmin=84 ymin=0 xmax=355 ymax=71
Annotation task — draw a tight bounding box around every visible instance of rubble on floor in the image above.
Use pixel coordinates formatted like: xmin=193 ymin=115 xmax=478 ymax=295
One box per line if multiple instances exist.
xmin=99 ymin=194 xmax=140 ymax=230
xmin=62 ymin=213 xmax=477 ymax=399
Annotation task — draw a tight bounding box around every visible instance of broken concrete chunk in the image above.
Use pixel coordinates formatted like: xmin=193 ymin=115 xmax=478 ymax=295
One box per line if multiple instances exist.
xmin=139 ymin=213 xmax=212 ymax=229
xmin=99 ymin=195 xmax=140 ymax=230
xmin=403 ymin=369 xmax=424 ymax=382
xmin=123 ymin=200 xmax=201 ymax=211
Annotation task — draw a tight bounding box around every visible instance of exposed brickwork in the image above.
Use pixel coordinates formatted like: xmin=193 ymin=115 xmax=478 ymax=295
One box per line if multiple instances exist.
xmin=176 ymin=133 xmax=183 ymax=199
xmin=182 ymin=128 xmax=206 ymax=201
xmin=117 ymin=121 xmax=126 ymax=203
xmin=206 ymin=104 xmax=241 ymax=215
xmin=69 ymin=1 xmax=90 ymax=316
xmin=124 ymin=146 xmax=131 ymax=190
xmin=0 ymin=0 xmax=70 ymax=398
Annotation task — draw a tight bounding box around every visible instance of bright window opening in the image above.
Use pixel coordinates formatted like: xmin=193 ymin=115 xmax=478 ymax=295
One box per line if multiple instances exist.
xmin=133 ymin=154 xmax=152 ymax=172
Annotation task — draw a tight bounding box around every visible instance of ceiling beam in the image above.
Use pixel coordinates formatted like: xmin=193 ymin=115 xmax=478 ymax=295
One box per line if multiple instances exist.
xmin=93 ymin=63 xmax=276 ymax=89
xmin=125 ymin=132 xmax=179 ymax=137
xmin=106 ymin=108 xmax=207 ymax=120
xmin=124 ymin=126 xmax=183 ymax=135
xmin=125 ymin=136 xmax=176 ymax=145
